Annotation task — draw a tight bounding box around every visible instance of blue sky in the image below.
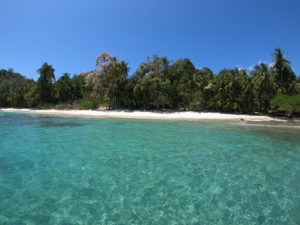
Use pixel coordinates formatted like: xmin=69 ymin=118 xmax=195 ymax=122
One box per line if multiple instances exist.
xmin=0 ymin=0 xmax=299 ymax=79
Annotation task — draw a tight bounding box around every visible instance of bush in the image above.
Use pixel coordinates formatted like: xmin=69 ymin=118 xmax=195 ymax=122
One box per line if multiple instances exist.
xmin=270 ymin=94 xmax=300 ymax=117
xmin=76 ymin=99 xmax=98 ymax=109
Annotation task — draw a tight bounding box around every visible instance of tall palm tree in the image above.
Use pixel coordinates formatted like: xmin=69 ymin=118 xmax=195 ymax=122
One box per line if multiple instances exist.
xmin=272 ymin=48 xmax=295 ymax=88
xmin=253 ymin=63 xmax=277 ymax=112
xmin=106 ymin=59 xmax=129 ymax=109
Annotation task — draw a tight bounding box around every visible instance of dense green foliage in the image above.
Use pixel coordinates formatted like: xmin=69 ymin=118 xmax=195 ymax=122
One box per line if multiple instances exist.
xmin=1 ymin=49 xmax=299 ymax=116
xmin=270 ymin=94 xmax=300 ymax=117
xmin=0 ymin=69 xmax=34 ymax=107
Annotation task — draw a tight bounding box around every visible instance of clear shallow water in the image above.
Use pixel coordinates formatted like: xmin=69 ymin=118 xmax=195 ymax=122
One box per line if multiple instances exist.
xmin=0 ymin=112 xmax=299 ymax=225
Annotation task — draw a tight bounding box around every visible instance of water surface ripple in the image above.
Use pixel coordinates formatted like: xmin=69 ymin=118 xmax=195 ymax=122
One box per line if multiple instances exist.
xmin=0 ymin=112 xmax=299 ymax=225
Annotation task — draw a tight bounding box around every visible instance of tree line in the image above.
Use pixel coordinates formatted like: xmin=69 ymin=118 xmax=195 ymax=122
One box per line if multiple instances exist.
xmin=1 ymin=49 xmax=300 ymax=117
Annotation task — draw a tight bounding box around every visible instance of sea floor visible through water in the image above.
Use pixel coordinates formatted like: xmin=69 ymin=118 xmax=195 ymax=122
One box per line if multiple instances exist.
xmin=0 ymin=112 xmax=299 ymax=225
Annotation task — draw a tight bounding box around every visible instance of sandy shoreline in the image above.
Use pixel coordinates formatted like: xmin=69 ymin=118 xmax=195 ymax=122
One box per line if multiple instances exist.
xmin=0 ymin=108 xmax=288 ymax=122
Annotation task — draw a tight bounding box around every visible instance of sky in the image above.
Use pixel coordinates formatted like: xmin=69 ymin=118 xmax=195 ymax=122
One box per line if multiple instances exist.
xmin=0 ymin=0 xmax=300 ymax=80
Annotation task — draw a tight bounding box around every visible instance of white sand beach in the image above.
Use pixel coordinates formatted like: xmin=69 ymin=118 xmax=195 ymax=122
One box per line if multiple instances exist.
xmin=0 ymin=108 xmax=287 ymax=122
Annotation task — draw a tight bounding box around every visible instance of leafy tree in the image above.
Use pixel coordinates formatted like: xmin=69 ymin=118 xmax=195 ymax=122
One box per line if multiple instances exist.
xmin=86 ymin=52 xmax=129 ymax=109
xmin=37 ymin=63 xmax=55 ymax=103
xmin=133 ymin=73 xmax=170 ymax=109
xmin=24 ymin=85 xmax=40 ymax=107
xmin=208 ymin=68 xmax=252 ymax=112
xmin=272 ymin=48 xmax=296 ymax=89
xmin=96 ymin=51 xmax=115 ymax=69
xmin=105 ymin=59 xmax=129 ymax=108
xmin=0 ymin=69 xmax=34 ymax=107
xmin=252 ymin=63 xmax=277 ymax=112
xmin=71 ymin=73 xmax=88 ymax=99
xmin=134 ymin=55 xmax=170 ymax=78
xmin=132 ymin=55 xmax=171 ymax=109
xmin=189 ymin=67 xmax=214 ymax=110
xmin=287 ymin=76 xmax=300 ymax=95
xmin=169 ymin=59 xmax=196 ymax=109
xmin=54 ymin=73 xmax=73 ymax=102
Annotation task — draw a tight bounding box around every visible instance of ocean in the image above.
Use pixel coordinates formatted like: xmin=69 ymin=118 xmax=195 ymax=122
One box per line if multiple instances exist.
xmin=0 ymin=112 xmax=299 ymax=225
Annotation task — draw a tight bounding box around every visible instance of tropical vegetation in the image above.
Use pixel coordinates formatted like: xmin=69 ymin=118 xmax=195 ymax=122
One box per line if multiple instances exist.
xmin=0 ymin=49 xmax=299 ymax=117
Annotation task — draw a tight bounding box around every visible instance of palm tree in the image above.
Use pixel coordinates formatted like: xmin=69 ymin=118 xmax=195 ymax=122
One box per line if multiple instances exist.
xmin=272 ymin=48 xmax=295 ymax=88
xmin=37 ymin=63 xmax=56 ymax=103
xmin=106 ymin=59 xmax=129 ymax=109
xmin=253 ymin=63 xmax=277 ymax=112
xmin=287 ymin=77 xmax=300 ymax=95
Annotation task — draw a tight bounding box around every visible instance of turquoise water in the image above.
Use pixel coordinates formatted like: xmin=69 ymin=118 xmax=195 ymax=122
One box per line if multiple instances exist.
xmin=0 ymin=112 xmax=299 ymax=225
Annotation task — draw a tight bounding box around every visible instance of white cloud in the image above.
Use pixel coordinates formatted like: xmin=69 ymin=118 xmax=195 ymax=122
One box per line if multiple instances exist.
xmin=235 ymin=65 xmax=245 ymax=71
xmin=247 ymin=60 xmax=273 ymax=71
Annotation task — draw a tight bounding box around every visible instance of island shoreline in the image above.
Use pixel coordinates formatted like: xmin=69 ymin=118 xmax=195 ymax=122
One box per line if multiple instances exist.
xmin=1 ymin=108 xmax=294 ymax=123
